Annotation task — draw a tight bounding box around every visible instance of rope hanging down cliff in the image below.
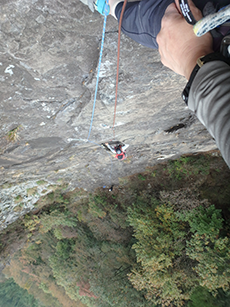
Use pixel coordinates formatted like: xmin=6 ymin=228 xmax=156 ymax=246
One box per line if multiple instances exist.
xmin=112 ymin=0 xmax=128 ymax=139
xmin=87 ymin=0 xmax=110 ymax=141
xmin=87 ymin=0 xmax=128 ymax=142
xmin=83 ymin=0 xmax=128 ymax=187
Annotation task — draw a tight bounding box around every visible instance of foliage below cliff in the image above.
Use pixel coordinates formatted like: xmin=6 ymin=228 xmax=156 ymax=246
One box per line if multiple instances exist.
xmin=1 ymin=152 xmax=230 ymax=307
xmin=0 ymin=278 xmax=44 ymax=307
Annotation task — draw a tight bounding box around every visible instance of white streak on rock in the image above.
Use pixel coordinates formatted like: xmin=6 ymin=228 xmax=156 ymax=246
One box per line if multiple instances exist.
xmin=4 ymin=65 xmax=15 ymax=76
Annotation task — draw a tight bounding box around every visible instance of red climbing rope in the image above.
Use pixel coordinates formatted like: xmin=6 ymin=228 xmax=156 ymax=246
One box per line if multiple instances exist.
xmin=112 ymin=0 xmax=128 ymax=138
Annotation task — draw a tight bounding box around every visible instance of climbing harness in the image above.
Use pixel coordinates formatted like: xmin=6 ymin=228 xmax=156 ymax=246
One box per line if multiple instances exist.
xmin=179 ymin=0 xmax=230 ymax=37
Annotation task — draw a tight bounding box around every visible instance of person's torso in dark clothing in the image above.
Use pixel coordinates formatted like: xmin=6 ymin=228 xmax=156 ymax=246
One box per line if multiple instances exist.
xmin=115 ymin=0 xmax=230 ymax=49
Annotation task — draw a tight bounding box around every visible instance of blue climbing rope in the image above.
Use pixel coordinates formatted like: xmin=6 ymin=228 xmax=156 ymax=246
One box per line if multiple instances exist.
xmin=87 ymin=0 xmax=110 ymax=141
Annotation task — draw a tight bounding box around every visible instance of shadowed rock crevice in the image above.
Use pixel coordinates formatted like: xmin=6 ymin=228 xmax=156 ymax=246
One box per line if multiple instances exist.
xmin=164 ymin=115 xmax=196 ymax=133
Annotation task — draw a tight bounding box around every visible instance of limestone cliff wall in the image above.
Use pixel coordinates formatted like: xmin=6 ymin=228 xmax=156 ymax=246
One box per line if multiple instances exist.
xmin=0 ymin=0 xmax=216 ymax=228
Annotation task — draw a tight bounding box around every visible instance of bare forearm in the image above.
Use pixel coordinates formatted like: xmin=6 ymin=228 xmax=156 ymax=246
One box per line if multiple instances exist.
xmin=156 ymin=1 xmax=213 ymax=80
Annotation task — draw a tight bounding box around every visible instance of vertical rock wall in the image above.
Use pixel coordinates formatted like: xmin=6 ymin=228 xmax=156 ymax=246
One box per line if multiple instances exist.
xmin=0 ymin=0 xmax=217 ymax=227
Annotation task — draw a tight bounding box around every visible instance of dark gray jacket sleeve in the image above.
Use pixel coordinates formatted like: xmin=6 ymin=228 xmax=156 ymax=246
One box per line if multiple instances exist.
xmin=188 ymin=61 xmax=230 ymax=168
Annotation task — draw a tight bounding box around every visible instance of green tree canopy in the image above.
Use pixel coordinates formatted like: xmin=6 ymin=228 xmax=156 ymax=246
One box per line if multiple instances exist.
xmin=128 ymin=195 xmax=230 ymax=306
xmin=0 ymin=278 xmax=43 ymax=307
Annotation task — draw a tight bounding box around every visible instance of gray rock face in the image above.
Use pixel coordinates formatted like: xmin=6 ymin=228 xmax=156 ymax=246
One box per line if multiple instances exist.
xmin=0 ymin=0 xmax=216 ymax=227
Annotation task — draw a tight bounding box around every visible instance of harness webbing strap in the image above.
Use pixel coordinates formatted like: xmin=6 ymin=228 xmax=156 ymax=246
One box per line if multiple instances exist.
xmin=194 ymin=5 xmax=230 ymax=37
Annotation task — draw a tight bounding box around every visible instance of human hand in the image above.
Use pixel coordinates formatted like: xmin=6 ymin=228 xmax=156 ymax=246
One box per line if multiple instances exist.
xmin=80 ymin=0 xmax=95 ymax=12
xmin=156 ymin=0 xmax=213 ymax=80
